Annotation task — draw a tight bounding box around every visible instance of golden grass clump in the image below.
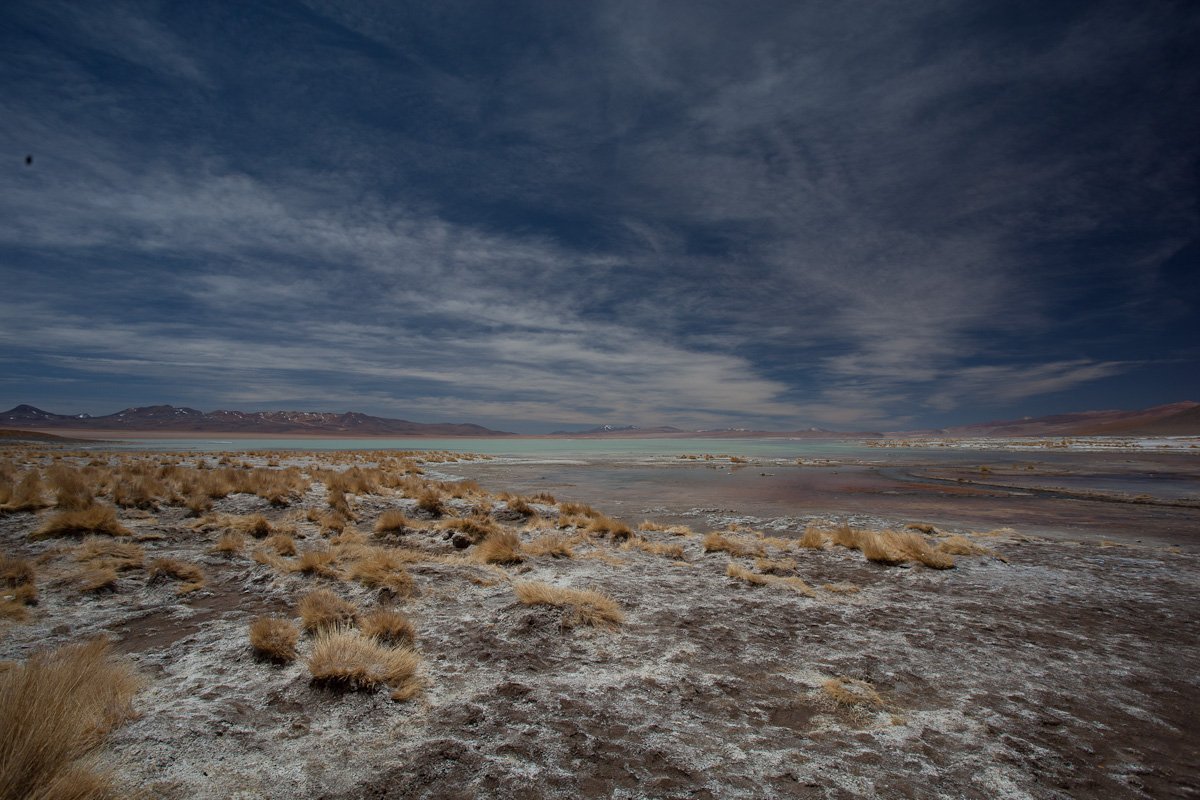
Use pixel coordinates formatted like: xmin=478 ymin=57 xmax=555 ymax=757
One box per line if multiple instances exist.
xmin=248 ymin=616 xmax=300 ymax=662
xmin=264 ymin=532 xmax=297 ymax=556
xmin=513 ymin=580 xmax=624 ymax=628
xmin=30 ymin=505 xmax=131 ymax=540
xmin=821 ymin=676 xmax=885 ymax=709
xmin=798 ymin=525 xmax=827 ymax=548
xmin=584 ymin=513 xmax=634 ymax=540
xmin=292 ymin=549 xmax=341 ymax=579
xmin=0 ymin=470 xmax=51 ymax=514
xmin=1 ymin=551 xmax=37 ymax=620
xmin=306 ymin=627 xmax=421 ymax=700
xmin=230 ymin=513 xmax=273 ymax=538
xmin=504 ymin=496 xmax=535 ymax=516
xmin=622 ymin=536 xmax=686 ymax=560
xmin=149 ymin=558 xmax=205 ymax=594
xmin=74 ymin=538 xmax=144 ymax=572
xmin=524 ymin=533 xmax=577 ymax=559
xmin=415 ymin=486 xmax=445 ymax=517
xmin=474 ymin=532 xmax=524 ymax=564
xmin=298 ymin=589 xmax=358 ymax=632
xmin=530 ymin=492 xmax=556 ymax=504
xmin=344 ymin=549 xmax=417 ymax=596
xmin=726 ymin=562 xmax=814 ymax=596
xmin=374 ymin=509 xmax=417 ymax=536
xmin=360 ymin=606 xmax=416 ymax=645
xmin=937 ymin=534 xmax=1006 ymax=561
xmin=823 ymin=582 xmax=861 ymax=594
xmin=0 ymin=638 xmax=142 ymax=800
xmin=878 ymin=530 xmax=955 ymax=569
xmin=211 ymin=532 xmax=244 ymax=554
xmin=556 ymin=501 xmax=599 ymax=518
xmin=703 ymin=531 xmax=766 ymax=558
xmin=47 ymin=466 xmax=94 ymax=510
xmin=904 ymin=523 xmax=937 ymax=534
xmin=754 ymin=557 xmax=797 ymax=575
xmin=438 ymin=514 xmax=499 ymax=546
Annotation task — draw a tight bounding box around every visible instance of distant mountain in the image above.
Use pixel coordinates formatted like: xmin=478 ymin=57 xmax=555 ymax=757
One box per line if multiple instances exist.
xmin=545 ymin=402 xmax=1200 ymax=439
xmin=548 ymin=424 xmax=687 ymax=435
xmin=927 ymin=401 xmax=1200 ymax=438
xmin=0 ymin=404 xmax=515 ymax=437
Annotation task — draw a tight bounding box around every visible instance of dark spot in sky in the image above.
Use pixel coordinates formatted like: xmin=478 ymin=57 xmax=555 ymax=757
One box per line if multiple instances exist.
xmin=25 ymin=155 xmax=32 ymax=165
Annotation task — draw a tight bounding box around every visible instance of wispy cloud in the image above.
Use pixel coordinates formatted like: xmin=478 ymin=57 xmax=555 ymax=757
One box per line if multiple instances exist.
xmin=1 ymin=1 xmax=1197 ymax=430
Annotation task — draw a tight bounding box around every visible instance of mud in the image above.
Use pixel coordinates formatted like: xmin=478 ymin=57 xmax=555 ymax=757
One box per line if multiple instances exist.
xmin=1 ymin=446 xmax=1198 ymax=799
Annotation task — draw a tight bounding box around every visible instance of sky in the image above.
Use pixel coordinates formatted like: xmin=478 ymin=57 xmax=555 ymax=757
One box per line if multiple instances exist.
xmin=2 ymin=1 xmax=1198 ymax=434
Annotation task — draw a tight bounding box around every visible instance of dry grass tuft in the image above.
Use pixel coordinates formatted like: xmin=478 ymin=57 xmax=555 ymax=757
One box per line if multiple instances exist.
xmin=438 ymin=514 xmax=499 ymax=547
xmin=77 ymin=566 xmax=119 ymax=594
xmin=306 ymin=627 xmax=421 ymax=700
xmin=230 ymin=513 xmax=273 ymax=538
xmin=513 ymin=580 xmax=624 ymax=628
xmin=264 ymin=532 xmax=297 ymax=556
xmin=798 ymin=525 xmax=827 ymax=548
xmin=30 ymin=505 xmax=131 ymax=540
xmin=530 ymin=492 xmax=557 ymax=504
xmin=248 ymin=616 xmax=299 ymax=662
xmin=703 ymin=531 xmax=766 ymax=558
xmin=374 ymin=509 xmax=417 ymax=536
xmin=360 ymin=607 xmax=416 ymax=645
xmin=904 ymin=522 xmax=938 ymax=534
xmin=0 ymin=470 xmax=51 ymax=514
xmin=937 ymin=534 xmax=1006 ymax=561
xmin=0 ymin=638 xmax=142 ymax=800
xmin=211 ymin=532 xmax=245 ymax=554
xmin=556 ymin=501 xmax=599 ymax=518
xmin=823 ymin=582 xmax=861 ymax=594
xmin=821 ymin=676 xmax=885 ymax=709
xmin=524 ymin=533 xmax=577 ymax=559
xmin=74 ymin=538 xmax=144 ymax=572
xmin=149 ymin=558 xmax=205 ymax=594
xmin=344 ymin=549 xmax=417 ymax=596
xmin=585 ymin=514 xmax=634 ymax=540
xmin=291 ymin=548 xmax=342 ymax=579
xmin=726 ymin=562 xmax=814 ymax=596
xmin=504 ymin=496 xmax=535 ymax=516
xmin=1 ymin=551 xmax=37 ymax=620
xmin=878 ymin=530 xmax=955 ymax=569
xmin=622 ymin=536 xmax=686 ymax=560
xmin=754 ymin=557 xmax=797 ymax=575
xmin=474 ymin=532 xmax=525 ymax=564
xmin=298 ymin=589 xmax=358 ymax=632
xmin=415 ymin=487 xmax=445 ymax=517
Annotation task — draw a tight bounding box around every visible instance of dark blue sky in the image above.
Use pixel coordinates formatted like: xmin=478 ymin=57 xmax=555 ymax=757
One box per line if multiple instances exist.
xmin=2 ymin=1 xmax=1198 ymax=433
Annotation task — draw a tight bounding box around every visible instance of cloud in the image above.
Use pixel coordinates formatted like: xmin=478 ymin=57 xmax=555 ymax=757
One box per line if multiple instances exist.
xmin=1 ymin=1 xmax=1196 ymax=429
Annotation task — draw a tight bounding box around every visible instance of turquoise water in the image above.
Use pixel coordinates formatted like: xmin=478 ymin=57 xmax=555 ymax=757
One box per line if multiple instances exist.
xmin=96 ymin=437 xmax=873 ymax=460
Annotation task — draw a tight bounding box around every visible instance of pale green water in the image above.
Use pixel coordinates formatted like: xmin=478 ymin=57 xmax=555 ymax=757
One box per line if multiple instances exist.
xmin=96 ymin=437 xmax=874 ymax=460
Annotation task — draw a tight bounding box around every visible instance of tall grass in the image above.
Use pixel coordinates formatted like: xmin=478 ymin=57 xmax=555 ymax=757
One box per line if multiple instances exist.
xmin=0 ymin=638 xmax=142 ymax=800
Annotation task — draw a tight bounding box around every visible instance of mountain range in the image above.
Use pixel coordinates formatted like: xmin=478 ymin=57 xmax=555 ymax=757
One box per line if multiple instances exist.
xmin=0 ymin=405 xmax=514 ymax=437
xmin=1 ymin=401 xmax=1197 ymax=438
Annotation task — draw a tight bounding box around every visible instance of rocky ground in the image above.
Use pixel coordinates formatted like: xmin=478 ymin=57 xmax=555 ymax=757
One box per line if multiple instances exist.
xmin=1 ymin=446 xmax=1198 ymax=799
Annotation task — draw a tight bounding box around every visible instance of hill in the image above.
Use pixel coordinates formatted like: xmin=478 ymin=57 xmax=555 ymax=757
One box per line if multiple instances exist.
xmin=0 ymin=404 xmax=515 ymax=437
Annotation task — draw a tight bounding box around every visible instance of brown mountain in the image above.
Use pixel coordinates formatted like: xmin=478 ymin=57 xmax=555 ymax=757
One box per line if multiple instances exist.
xmin=0 ymin=404 xmax=514 ymax=437
xmin=929 ymin=401 xmax=1200 ymax=438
